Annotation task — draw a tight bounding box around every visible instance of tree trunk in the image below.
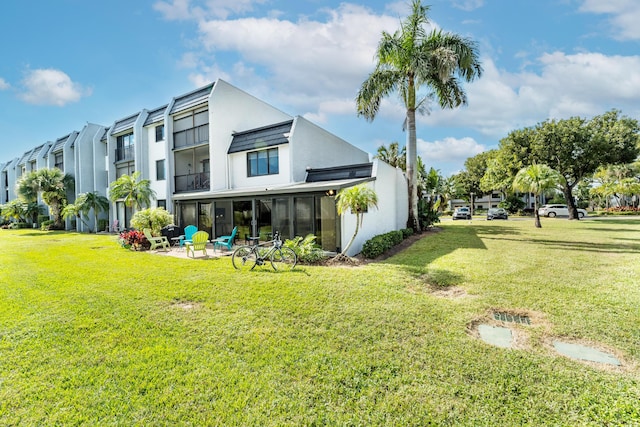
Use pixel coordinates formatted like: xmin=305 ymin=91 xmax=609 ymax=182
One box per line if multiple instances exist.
xmin=534 ymin=195 xmax=541 ymax=228
xmin=406 ymin=107 xmax=420 ymax=232
xmin=563 ymin=184 xmax=580 ymax=220
xmin=341 ymin=214 xmax=361 ymax=255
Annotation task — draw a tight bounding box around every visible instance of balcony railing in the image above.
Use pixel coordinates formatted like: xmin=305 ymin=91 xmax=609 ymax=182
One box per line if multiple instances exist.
xmin=173 ymin=124 xmax=209 ymax=149
xmin=175 ymin=172 xmax=210 ymax=193
xmin=115 ymin=145 xmax=135 ymax=162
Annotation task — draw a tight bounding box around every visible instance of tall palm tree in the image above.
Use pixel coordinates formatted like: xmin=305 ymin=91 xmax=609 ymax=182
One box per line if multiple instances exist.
xmin=336 ymin=184 xmax=379 ymax=256
xmin=108 ymin=171 xmax=156 ymax=211
xmin=512 ymin=164 xmax=561 ymax=228
xmin=357 ymin=0 xmax=482 ymax=232
xmin=375 ymin=141 xmax=406 ymax=170
xmin=17 ymin=168 xmax=74 ymax=229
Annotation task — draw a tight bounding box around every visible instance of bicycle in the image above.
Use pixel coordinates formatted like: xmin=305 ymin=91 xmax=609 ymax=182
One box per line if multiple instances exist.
xmin=232 ymin=231 xmax=297 ymax=271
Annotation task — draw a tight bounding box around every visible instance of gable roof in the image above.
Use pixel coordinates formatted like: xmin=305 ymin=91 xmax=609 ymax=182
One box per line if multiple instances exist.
xmin=112 ymin=113 xmax=140 ymax=135
xmin=144 ymin=105 xmax=168 ymax=126
xmin=170 ymin=83 xmax=214 ymax=115
xmin=305 ymin=163 xmax=373 ymax=183
xmin=228 ymin=120 xmax=293 ymax=154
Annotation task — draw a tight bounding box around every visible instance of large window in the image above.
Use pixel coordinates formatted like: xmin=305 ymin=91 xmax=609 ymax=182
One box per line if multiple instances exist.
xmin=156 ymin=159 xmax=166 ymax=181
xmin=54 ymin=152 xmax=64 ymax=170
xmin=247 ymin=148 xmax=279 ymax=177
xmin=116 ymin=132 xmax=135 ymax=161
xmin=155 ymin=125 xmax=165 ymax=142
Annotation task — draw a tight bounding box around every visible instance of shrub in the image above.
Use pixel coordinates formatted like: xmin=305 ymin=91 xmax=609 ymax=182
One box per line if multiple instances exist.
xmin=401 ymin=228 xmax=414 ymax=239
xmin=118 ymin=230 xmax=150 ymax=250
xmin=10 ymin=222 xmax=30 ymax=229
xmin=361 ymin=230 xmax=405 ymax=259
xmin=98 ymin=219 xmax=109 ymax=232
xmin=40 ymin=220 xmax=54 ymax=231
xmin=284 ymin=234 xmax=327 ymax=264
xmin=37 ymin=214 xmax=50 ymax=226
xmin=499 ymin=195 xmax=525 ymax=214
xmin=131 ymin=208 xmax=174 ymax=236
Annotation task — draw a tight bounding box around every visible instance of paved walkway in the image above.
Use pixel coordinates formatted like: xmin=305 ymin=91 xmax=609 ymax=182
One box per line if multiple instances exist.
xmin=150 ymin=243 xmax=234 ymax=259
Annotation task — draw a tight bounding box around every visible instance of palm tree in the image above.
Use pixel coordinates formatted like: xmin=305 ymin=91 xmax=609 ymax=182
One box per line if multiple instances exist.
xmin=512 ymin=164 xmax=561 ymax=228
xmin=66 ymin=192 xmax=110 ymax=232
xmin=357 ymin=0 xmax=482 ymax=232
xmin=108 ymin=172 xmax=156 ymax=211
xmin=17 ymin=168 xmax=74 ymax=229
xmin=335 ymin=184 xmax=379 ymax=256
xmin=375 ymin=142 xmax=406 ymax=169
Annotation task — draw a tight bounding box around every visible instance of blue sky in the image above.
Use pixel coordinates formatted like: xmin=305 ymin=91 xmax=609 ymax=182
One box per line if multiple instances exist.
xmin=2 ymin=0 xmax=640 ymax=176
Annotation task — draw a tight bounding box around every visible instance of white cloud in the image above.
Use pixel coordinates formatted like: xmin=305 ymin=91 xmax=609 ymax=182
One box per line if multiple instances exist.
xmin=19 ymin=69 xmax=90 ymax=106
xmin=424 ymin=52 xmax=640 ymax=140
xmin=154 ymin=0 xmax=266 ymax=20
xmin=418 ymin=136 xmax=485 ymax=164
xmin=452 ymin=0 xmax=484 ymax=12
xmin=0 ymin=78 xmax=9 ymax=90
xmin=579 ymin=0 xmax=640 ymax=40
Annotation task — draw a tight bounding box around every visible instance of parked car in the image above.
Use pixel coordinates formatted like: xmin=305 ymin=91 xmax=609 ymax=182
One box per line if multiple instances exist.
xmin=486 ymin=208 xmax=508 ymax=220
xmin=538 ymin=204 xmax=587 ymax=218
xmin=452 ymin=207 xmax=472 ymax=220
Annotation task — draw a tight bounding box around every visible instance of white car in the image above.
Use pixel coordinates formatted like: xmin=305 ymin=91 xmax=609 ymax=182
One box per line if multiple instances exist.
xmin=452 ymin=207 xmax=472 ymax=220
xmin=538 ymin=204 xmax=587 ymax=218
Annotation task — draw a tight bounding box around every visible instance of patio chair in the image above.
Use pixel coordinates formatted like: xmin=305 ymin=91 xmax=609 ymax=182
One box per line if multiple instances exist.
xmin=213 ymin=226 xmax=238 ymax=253
xmin=143 ymin=228 xmax=170 ymax=252
xmin=179 ymin=225 xmax=198 ymax=248
xmin=185 ymin=231 xmax=209 ymax=258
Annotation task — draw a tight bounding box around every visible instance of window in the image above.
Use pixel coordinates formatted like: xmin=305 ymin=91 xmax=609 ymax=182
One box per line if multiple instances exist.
xmin=247 ymin=148 xmax=279 ymax=177
xmin=54 ymin=152 xmax=64 ymax=170
xmin=116 ymin=132 xmax=135 ymax=161
xmin=157 ymin=199 xmax=166 ymax=209
xmin=155 ymin=125 xmax=165 ymax=142
xmin=156 ymin=159 xmax=166 ymax=181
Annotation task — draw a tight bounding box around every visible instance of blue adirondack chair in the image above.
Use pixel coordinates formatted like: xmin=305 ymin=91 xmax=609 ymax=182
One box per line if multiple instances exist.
xmin=213 ymin=226 xmax=238 ymax=252
xmin=179 ymin=225 xmax=198 ymax=248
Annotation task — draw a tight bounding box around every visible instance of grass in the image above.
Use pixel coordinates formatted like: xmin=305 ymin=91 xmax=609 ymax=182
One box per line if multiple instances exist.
xmin=1 ymin=218 xmax=639 ymax=425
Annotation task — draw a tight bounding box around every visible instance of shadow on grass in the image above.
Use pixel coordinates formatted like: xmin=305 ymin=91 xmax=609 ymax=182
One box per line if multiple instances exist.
xmin=378 ymin=224 xmax=488 ymax=281
xmin=531 ymin=238 xmax=640 ymax=254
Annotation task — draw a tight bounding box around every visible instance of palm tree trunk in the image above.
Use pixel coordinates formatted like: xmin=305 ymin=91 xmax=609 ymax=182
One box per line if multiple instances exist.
xmin=534 ymin=196 xmax=541 ymax=228
xmin=406 ymin=92 xmax=421 ymax=232
xmin=341 ymin=214 xmax=361 ymax=255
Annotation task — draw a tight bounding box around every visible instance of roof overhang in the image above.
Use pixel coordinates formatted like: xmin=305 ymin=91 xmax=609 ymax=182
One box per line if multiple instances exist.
xmin=172 ymin=177 xmax=374 ymax=201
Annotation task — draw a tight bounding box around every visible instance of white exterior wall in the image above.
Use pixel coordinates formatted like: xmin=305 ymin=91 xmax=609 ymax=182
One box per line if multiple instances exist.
xmin=208 ymin=80 xmax=292 ymax=191
xmin=228 ymin=144 xmax=291 ymax=189
xmin=288 ymin=117 xmax=370 ymax=183
xmin=146 ymin=124 xmax=167 ymax=204
xmin=340 ymin=160 xmax=409 ymax=256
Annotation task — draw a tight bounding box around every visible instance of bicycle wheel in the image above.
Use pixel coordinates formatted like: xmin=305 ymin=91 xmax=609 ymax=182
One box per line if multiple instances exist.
xmin=270 ymin=247 xmax=297 ymax=271
xmin=232 ymin=246 xmax=258 ymax=271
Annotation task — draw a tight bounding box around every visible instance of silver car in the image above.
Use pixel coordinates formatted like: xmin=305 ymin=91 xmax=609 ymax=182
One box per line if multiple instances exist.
xmin=538 ymin=204 xmax=587 ymax=218
xmin=452 ymin=207 xmax=472 ymax=220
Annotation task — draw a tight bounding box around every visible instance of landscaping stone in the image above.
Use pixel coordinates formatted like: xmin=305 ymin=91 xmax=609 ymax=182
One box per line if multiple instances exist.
xmin=478 ymin=324 xmax=513 ymax=348
xmin=552 ymin=341 xmax=621 ymax=366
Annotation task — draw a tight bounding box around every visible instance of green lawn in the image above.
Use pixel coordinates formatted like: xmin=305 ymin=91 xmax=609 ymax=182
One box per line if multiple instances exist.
xmin=1 ymin=219 xmax=639 ymax=425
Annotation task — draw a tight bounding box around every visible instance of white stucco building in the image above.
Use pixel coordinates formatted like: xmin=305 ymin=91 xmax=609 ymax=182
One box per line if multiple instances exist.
xmin=1 ymin=79 xmax=408 ymax=256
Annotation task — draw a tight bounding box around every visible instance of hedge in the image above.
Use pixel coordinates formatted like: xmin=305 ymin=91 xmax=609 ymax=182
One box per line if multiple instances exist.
xmin=361 ymin=228 xmax=413 ymax=259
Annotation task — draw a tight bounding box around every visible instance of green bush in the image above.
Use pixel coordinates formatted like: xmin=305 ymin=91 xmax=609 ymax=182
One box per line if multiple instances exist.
xmin=131 ymin=208 xmax=174 ymax=236
xmin=98 ymin=219 xmax=109 ymax=232
xmin=284 ymin=234 xmax=326 ymax=264
xmin=361 ymin=230 xmax=405 ymax=259
xmin=10 ymin=222 xmax=31 ymax=229
xmin=37 ymin=214 xmax=50 ymax=226
xmin=499 ymin=195 xmax=525 ymax=213
xmin=40 ymin=220 xmax=54 ymax=231
xmin=401 ymin=228 xmax=414 ymax=239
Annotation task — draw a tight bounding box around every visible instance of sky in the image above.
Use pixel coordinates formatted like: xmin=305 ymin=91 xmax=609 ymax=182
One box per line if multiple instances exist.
xmin=2 ymin=0 xmax=640 ymax=177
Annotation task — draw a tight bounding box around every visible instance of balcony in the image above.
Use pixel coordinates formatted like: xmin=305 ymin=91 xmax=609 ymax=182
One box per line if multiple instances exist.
xmin=115 ymin=145 xmax=134 ymax=162
xmin=174 ymin=124 xmax=209 ymax=149
xmin=175 ymin=172 xmax=210 ymax=193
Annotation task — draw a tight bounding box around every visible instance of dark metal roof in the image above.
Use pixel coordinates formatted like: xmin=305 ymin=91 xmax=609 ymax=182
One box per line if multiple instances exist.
xmin=170 ymin=83 xmax=214 ymax=115
xmin=52 ymin=134 xmax=72 ymax=153
xmin=100 ymin=127 xmax=110 ymax=142
xmin=27 ymin=144 xmax=46 ymax=162
xmin=112 ymin=113 xmax=140 ymax=135
xmin=143 ymin=105 xmax=168 ymax=126
xmin=228 ymin=120 xmax=293 ymax=154
xmin=305 ymin=163 xmax=373 ymax=183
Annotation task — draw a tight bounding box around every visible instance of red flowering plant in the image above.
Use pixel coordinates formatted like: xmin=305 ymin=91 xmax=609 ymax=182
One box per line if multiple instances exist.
xmin=118 ymin=230 xmax=150 ymax=250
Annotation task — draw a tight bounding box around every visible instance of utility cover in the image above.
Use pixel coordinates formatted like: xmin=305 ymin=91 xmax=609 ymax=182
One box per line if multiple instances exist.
xmin=478 ymin=324 xmax=513 ymax=348
xmin=553 ymin=341 xmax=621 ymax=366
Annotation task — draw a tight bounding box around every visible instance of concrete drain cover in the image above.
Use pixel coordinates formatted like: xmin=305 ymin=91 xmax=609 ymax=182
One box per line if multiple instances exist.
xmin=493 ymin=312 xmax=530 ymax=325
xmin=478 ymin=324 xmax=513 ymax=348
xmin=553 ymin=341 xmax=621 ymax=366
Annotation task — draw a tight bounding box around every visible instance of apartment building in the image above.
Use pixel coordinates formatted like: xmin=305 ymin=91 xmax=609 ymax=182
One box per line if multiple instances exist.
xmin=1 ymin=79 xmax=408 ymax=256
